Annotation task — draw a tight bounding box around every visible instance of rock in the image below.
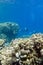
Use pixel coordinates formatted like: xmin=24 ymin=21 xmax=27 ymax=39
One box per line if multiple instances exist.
xmin=0 ymin=22 xmax=19 ymax=42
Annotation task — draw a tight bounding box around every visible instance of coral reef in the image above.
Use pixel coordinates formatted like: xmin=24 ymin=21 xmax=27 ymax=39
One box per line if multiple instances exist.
xmin=0 ymin=33 xmax=43 ymax=65
xmin=0 ymin=22 xmax=19 ymax=42
xmin=0 ymin=39 xmax=5 ymax=46
xmin=0 ymin=39 xmax=6 ymax=49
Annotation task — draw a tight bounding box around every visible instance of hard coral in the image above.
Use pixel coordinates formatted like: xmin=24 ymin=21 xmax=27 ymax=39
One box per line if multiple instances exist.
xmin=0 ymin=33 xmax=43 ymax=65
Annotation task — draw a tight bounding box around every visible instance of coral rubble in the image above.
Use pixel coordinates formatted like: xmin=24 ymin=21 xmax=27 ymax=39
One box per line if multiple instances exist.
xmin=0 ymin=33 xmax=43 ymax=65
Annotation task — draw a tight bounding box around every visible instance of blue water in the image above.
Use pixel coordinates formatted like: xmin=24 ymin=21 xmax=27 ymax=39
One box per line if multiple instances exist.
xmin=0 ymin=0 xmax=43 ymax=37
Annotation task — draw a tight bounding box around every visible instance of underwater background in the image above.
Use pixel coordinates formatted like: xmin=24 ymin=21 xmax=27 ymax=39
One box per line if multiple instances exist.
xmin=0 ymin=0 xmax=43 ymax=37
xmin=0 ymin=1 xmax=43 ymax=65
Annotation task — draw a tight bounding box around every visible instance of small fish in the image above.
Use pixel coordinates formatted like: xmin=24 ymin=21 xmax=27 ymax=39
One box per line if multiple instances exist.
xmin=24 ymin=27 xmax=28 ymax=32
xmin=19 ymin=27 xmax=29 ymax=32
